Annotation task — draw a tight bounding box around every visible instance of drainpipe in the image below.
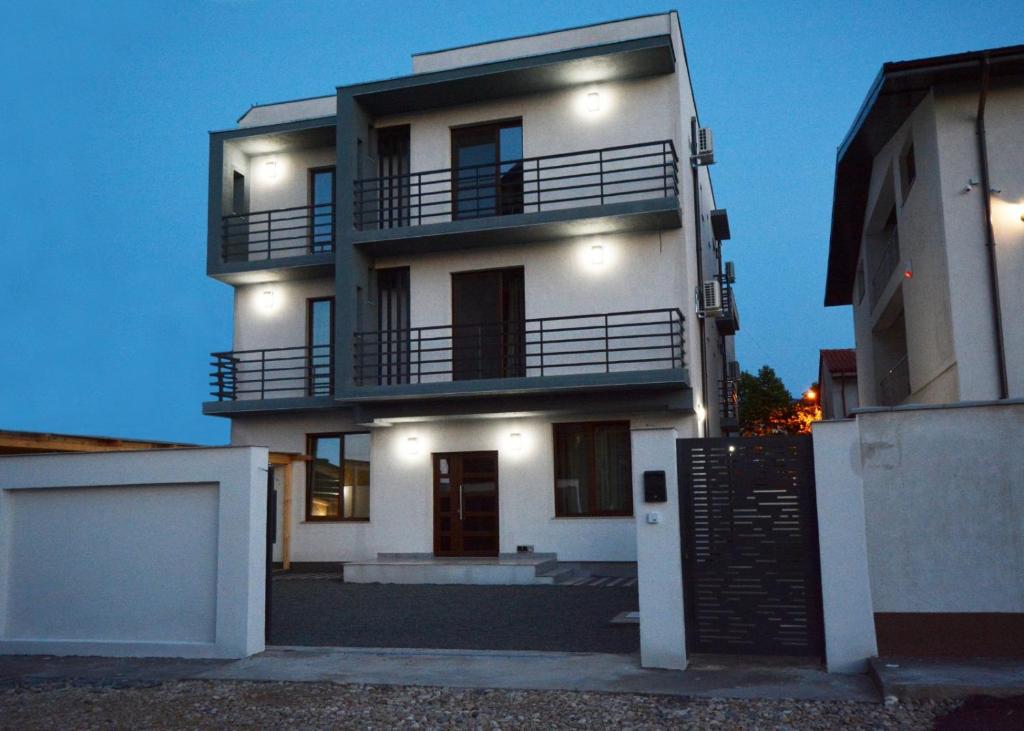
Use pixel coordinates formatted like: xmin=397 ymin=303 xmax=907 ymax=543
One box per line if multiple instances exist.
xmin=690 ymin=117 xmax=709 ymax=437
xmin=975 ymin=56 xmax=1009 ymax=400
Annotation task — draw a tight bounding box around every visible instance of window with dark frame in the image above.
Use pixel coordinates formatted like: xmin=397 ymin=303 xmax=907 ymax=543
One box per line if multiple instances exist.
xmin=307 ymin=297 xmax=334 ymax=396
xmin=900 ymin=141 xmax=916 ymax=203
xmin=308 ymin=166 xmax=335 ymax=253
xmin=553 ymin=421 xmax=633 ymax=517
xmin=305 ymin=433 xmax=371 ymax=521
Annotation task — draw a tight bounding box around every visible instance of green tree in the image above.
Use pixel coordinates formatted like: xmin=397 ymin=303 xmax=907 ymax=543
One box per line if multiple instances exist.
xmin=737 ymin=365 xmax=795 ymax=436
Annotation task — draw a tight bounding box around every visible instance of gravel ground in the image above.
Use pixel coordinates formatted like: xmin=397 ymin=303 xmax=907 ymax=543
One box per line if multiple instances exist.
xmin=0 ymin=680 xmax=959 ymax=730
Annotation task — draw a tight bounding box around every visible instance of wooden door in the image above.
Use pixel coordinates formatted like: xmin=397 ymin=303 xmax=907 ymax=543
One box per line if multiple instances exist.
xmin=433 ymin=452 xmax=499 ymax=556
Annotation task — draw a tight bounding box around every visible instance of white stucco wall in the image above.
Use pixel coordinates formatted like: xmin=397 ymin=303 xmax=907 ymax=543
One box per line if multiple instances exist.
xmin=0 ymin=447 xmax=268 ymax=659
xmin=237 ymin=96 xmax=335 ymax=128
xmin=233 ymin=277 xmax=334 ymax=353
xmin=232 ymin=411 xmax=696 ymax=563
xmin=811 ymin=419 xmax=878 ymax=673
xmin=857 ymin=401 xmax=1024 ymax=613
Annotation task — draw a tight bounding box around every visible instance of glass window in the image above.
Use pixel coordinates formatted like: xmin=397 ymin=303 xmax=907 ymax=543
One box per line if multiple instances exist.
xmin=306 ymin=433 xmax=370 ymax=521
xmin=553 ymin=421 xmax=633 ymax=517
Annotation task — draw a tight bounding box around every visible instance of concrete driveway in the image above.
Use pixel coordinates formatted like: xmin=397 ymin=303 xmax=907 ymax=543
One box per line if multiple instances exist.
xmin=269 ymin=579 xmax=640 ymax=654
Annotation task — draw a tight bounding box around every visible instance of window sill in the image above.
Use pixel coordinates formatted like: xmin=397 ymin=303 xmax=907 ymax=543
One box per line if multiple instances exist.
xmin=301 ymin=519 xmax=370 ymax=524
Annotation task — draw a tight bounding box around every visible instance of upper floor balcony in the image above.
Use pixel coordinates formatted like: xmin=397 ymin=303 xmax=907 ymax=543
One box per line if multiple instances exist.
xmin=205 ymin=344 xmax=333 ymax=415
xmin=344 ymin=307 xmax=689 ymax=419
xmin=349 ymin=140 xmax=681 ymax=256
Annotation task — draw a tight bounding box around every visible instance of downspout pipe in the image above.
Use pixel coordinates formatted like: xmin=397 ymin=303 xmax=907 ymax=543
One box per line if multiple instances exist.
xmin=976 ymin=55 xmax=1010 ymax=400
xmin=690 ymin=116 xmax=709 ymax=437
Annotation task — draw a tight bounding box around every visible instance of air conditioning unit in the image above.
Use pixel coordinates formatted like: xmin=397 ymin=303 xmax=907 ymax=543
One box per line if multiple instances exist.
xmin=693 ymin=127 xmax=715 ymax=165
xmin=724 ymin=261 xmax=736 ymax=284
xmin=701 ymin=279 xmax=722 ymax=315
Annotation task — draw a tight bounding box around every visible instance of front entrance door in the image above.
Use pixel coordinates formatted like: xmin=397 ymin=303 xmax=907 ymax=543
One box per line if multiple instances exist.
xmin=433 ymin=451 xmax=499 ymax=556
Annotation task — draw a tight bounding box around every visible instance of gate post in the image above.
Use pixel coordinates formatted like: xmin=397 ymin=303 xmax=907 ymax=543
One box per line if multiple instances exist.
xmin=630 ymin=427 xmax=686 ymax=670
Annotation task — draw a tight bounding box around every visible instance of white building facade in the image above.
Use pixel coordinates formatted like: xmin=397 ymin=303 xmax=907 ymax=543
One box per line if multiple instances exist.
xmin=204 ymin=13 xmax=739 ymax=565
xmin=825 ymin=45 xmax=1024 ymax=406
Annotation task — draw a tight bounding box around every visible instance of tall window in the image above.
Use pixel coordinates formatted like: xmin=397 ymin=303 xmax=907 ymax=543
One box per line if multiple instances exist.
xmin=308 ymin=166 xmax=335 ymax=253
xmin=307 ymin=297 xmax=333 ymax=396
xmin=306 ymin=433 xmax=371 ymax=521
xmin=553 ymin=421 xmax=633 ymax=517
xmin=452 ymin=120 xmax=523 ymax=220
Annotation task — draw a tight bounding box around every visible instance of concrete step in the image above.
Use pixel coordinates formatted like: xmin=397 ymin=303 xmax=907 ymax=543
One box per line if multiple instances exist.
xmin=344 ymin=553 xmax=561 ymax=586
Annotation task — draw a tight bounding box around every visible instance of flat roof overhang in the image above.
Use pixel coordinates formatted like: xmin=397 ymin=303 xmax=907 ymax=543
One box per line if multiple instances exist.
xmin=352 ymin=197 xmax=681 ymax=257
xmin=211 ymin=116 xmax=337 ymax=152
xmin=337 ymin=369 xmax=691 ymax=422
xmin=208 ymin=256 xmax=334 ymax=285
xmin=202 ymin=396 xmax=341 ymax=418
xmin=341 ymin=35 xmax=675 ymax=116
xmin=824 ymin=44 xmax=1024 ymax=306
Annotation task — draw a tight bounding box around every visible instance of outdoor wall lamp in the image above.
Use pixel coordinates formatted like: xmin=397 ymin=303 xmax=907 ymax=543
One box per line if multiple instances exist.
xmin=406 ymin=437 xmax=420 ymax=455
xmin=509 ymin=433 xmax=523 ymax=451
xmin=589 ymin=245 xmax=605 ymax=265
xmin=587 ymin=92 xmax=601 ymax=113
xmin=260 ymin=289 xmax=275 ymax=312
xmin=264 ymin=160 xmax=279 ymax=181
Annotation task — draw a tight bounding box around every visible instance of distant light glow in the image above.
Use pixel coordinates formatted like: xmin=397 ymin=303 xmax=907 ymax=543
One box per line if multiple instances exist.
xmin=805 ymin=388 xmax=817 ymax=401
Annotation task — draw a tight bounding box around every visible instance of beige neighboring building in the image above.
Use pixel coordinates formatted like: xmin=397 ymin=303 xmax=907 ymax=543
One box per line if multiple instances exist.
xmin=818 ymin=349 xmax=858 ymax=419
xmin=825 ymin=45 xmax=1024 ymax=407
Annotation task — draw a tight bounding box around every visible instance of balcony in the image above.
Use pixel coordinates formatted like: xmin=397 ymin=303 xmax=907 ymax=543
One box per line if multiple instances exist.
xmin=344 ymin=309 xmax=688 ymax=419
xmin=869 ymin=226 xmax=900 ymax=312
xmin=878 ymin=355 xmax=910 ymax=406
xmin=350 ymin=141 xmax=681 ymax=256
xmin=716 ymin=279 xmax=740 ymax=335
xmin=205 ymin=344 xmax=333 ymax=414
xmin=218 ymin=202 xmax=334 ymax=278
xmin=719 ymin=377 xmax=740 ymax=432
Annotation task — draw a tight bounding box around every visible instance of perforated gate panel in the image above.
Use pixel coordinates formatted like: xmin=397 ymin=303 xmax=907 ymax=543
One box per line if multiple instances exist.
xmin=677 ymin=437 xmax=824 ymax=657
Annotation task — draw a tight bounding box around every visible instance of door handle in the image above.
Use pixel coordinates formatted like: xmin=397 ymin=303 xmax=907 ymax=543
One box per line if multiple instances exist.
xmin=458 ymin=483 xmax=464 ymax=522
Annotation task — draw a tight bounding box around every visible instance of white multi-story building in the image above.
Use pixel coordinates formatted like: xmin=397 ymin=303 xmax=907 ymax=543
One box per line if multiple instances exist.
xmin=825 ymin=45 xmax=1024 ymax=407
xmin=203 ymin=13 xmax=739 ymax=567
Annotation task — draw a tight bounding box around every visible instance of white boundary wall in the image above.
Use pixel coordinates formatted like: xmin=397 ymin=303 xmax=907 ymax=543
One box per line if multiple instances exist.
xmin=0 ymin=447 xmax=268 ymax=659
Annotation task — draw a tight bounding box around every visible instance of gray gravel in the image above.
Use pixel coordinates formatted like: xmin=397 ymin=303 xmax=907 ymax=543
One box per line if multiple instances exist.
xmin=0 ymin=680 xmax=958 ymax=730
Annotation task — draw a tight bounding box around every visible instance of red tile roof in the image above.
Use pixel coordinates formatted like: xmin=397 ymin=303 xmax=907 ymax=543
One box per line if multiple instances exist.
xmin=820 ymin=348 xmax=857 ymax=375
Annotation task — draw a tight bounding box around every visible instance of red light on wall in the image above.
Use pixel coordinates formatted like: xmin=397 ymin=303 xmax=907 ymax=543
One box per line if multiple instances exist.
xmin=904 ymin=269 xmax=913 ymax=279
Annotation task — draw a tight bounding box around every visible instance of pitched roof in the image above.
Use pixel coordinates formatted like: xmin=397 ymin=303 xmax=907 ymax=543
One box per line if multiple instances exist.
xmin=820 ymin=349 xmax=857 ymax=375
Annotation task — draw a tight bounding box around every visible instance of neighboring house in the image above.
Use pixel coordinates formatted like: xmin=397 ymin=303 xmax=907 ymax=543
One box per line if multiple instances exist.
xmin=824 ymin=45 xmax=1024 ymax=407
xmin=818 ymin=349 xmax=858 ymax=419
xmin=0 ymin=429 xmax=194 ymax=455
xmin=202 ymin=12 xmax=740 ymax=566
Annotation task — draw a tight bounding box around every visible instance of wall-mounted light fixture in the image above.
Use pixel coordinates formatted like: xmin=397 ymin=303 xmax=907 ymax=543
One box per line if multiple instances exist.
xmin=406 ymin=437 xmax=420 ymax=455
xmin=589 ymin=245 xmax=605 ymax=265
xmin=587 ymin=92 xmax=601 ymax=113
xmin=509 ymin=432 xmax=523 ymax=451
xmin=264 ymin=160 xmax=279 ymax=181
xmin=260 ymin=289 xmax=275 ymax=312
xmin=903 ymin=259 xmax=913 ymax=279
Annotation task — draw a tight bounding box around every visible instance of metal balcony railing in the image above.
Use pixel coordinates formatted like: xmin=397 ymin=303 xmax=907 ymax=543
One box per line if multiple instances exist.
xmin=353 ymin=308 xmax=685 ymax=387
xmin=210 ymin=344 xmax=332 ymax=401
xmin=221 ymin=202 xmax=334 ymax=262
xmin=878 ymin=355 xmax=910 ymax=406
xmin=719 ymin=377 xmax=739 ymax=423
xmin=353 ymin=140 xmax=679 ymax=231
xmin=869 ymin=226 xmax=900 ymax=310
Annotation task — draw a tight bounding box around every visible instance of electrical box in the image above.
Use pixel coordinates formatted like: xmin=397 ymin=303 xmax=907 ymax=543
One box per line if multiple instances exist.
xmin=643 ymin=471 xmax=667 ymax=503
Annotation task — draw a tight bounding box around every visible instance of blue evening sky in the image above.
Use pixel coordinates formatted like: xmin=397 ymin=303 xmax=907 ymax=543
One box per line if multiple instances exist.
xmin=3 ymin=1 xmax=1020 ymax=444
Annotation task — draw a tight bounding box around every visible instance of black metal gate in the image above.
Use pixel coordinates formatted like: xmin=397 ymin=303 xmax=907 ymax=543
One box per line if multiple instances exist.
xmin=677 ymin=436 xmax=824 ymax=657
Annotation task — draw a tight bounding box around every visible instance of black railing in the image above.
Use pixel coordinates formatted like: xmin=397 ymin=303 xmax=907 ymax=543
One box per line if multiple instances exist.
xmin=353 ymin=308 xmax=685 ymax=387
xmin=353 ymin=140 xmax=679 ymax=231
xmin=719 ymin=377 xmax=739 ymax=423
xmin=210 ymin=344 xmax=332 ymax=401
xmin=221 ymin=202 xmax=334 ymax=262
xmin=878 ymin=355 xmax=910 ymax=406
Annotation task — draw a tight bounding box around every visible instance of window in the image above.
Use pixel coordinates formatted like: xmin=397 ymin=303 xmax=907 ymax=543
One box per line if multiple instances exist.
xmin=306 ymin=433 xmax=371 ymax=521
xmin=452 ymin=120 xmax=523 ymax=219
xmin=307 ymin=297 xmax=333 ymax=396
xmin=900 ymin=141 xmax=916 ymax=202
xmin=553 ymin=421 xmax=633 ymax=517
xmin=308 ymin=166 xmax=335 ymax=253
